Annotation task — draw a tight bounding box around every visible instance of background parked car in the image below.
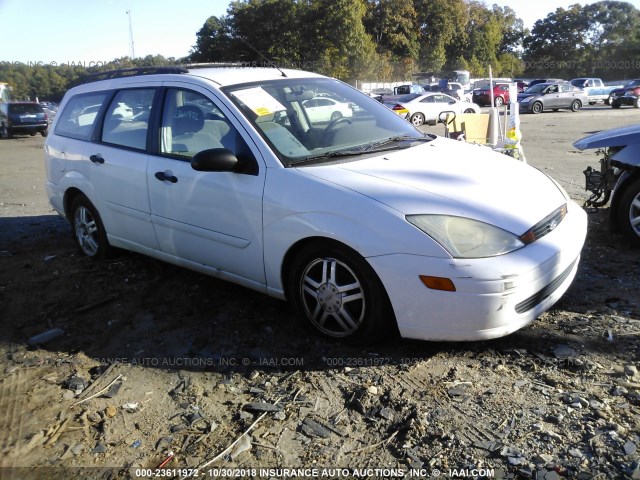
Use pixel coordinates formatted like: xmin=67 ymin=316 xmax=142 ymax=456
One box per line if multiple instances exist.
xmin=302 ymin=97 xmax=353 ymax=123
xmin=610 ymin=80 xmax=640 ymax=109
xmin=389 ymin=92 xmax=480 ymax=126
xmin=0 ymin=102 xmax=49 ymax=138
xmin=607 ymin=79 xmax=640 ymax=106
xmin=472 ymin=83 xmax=511 ymax=107
xmin=518 ymin=82 xmax=586 ymax=114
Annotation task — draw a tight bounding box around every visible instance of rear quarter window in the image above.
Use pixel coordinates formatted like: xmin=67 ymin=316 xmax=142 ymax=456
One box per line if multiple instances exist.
xmin=54 ymin=92 xmax=109 ymax=140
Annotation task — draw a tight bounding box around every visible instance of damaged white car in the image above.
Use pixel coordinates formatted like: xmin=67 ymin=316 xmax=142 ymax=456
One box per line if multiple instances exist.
xmin=45 ymin=66 xmax=587 ymax=343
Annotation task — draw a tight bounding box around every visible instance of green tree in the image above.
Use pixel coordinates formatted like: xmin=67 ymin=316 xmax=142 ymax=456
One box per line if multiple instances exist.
xmin=307 ymin=0 xmax=377 ymax=81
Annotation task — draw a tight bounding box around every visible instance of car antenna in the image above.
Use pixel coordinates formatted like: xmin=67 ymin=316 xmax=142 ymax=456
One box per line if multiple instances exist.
xmin=237 ymin=36 xmax=287 ymax=77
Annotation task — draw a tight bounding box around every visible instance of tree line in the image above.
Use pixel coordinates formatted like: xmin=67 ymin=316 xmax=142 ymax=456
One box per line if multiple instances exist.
xmin=2 ymin=0 xmax=639 ymax=101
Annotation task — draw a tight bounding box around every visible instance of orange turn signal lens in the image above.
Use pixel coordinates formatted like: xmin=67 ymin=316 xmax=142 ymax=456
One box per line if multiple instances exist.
xmin=419 ymin=275 xmax=456 ymax=292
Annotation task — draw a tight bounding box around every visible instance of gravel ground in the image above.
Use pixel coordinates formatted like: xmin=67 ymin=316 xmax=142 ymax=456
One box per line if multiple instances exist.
xmin=1 ymin=105 xmax=640 ymax=480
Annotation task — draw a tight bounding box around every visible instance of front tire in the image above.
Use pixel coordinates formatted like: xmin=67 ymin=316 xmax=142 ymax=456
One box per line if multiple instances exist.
xmin=571 ymin=100 xmax=582 ymax=112
xmin=635 ymin=97 xmax=640 ymax=109
xmin=617 ymin=178 xmax=640 ymax=246
xmin=70 ymin=195 xmax=112 ymax=259
xmin=288 ymin=243 xmax=395 ymax=343
xmin=531 ymin=102 xmax=543 ymax=114
xmin=410 ymin=112 xmax=425 ymax=126
xmin=0 ymin=125 xmax=11 ymax=139
xmin=494 ymin=96 xmax=504 ymax=107
xmin=330 ymin=111 xmax=343 ymax=122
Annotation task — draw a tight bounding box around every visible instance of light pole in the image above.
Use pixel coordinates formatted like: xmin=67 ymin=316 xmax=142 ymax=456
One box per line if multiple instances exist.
xmin=126 ymin=9 xmax=135 ymax=58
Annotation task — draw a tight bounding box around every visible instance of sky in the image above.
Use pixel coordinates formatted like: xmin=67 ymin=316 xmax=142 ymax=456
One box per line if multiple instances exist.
xmin=1 ymin=0 xmax=640 ymax=65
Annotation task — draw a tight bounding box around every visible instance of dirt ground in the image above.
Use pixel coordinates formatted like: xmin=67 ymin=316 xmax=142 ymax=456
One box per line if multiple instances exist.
xmin=1 ymin=105 xmax=640 ymax=480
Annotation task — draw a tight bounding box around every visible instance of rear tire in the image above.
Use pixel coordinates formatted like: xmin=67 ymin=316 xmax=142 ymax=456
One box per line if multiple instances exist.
xmin=571 ymin=100 xmax=582 ymax=112
xmin=410 ymin=112 xmax=425 ymax=126
xmin=288 ymin=242 xmax=396 ymax=343
xmin=494 ymin=96 xmax=504 ymax=107
xmin=70 ymin=195 xmax=113 ymax=259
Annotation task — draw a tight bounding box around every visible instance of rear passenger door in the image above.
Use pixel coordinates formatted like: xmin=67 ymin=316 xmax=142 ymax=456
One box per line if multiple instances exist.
xmin=147 ymin=86 xmax=266 ymax=287
xmin=89 ymin=86 xmax=160 ymax=251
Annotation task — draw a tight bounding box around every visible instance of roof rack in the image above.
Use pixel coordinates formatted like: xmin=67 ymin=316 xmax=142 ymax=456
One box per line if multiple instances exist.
xmin=82 ymin=66 xmax=189 ymax=83
xmin=180 ymin=62 xmax=247 ymax=69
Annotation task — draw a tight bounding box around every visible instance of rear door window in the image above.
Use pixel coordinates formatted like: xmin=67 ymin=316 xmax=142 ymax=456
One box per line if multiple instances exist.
xmin=54 ymin=93 xmax=109 ymax=140
xmin=101 ymin=88 xmax=155 ymax=150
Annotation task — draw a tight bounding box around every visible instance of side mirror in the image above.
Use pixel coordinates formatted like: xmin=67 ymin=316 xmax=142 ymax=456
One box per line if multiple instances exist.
xmin=191 ymin=148 xmax=258 ymax=175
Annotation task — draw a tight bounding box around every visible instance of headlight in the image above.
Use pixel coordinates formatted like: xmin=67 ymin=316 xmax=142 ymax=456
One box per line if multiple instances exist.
xmin=520 ymin=97 xmax=532 ymax=103
xmin=407 ymin=215 xmax=525 ymax=258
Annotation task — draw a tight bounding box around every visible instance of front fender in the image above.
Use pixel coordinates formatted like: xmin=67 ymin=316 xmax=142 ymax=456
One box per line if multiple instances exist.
xmin=262 ymin=210 xmax=447 ymax=296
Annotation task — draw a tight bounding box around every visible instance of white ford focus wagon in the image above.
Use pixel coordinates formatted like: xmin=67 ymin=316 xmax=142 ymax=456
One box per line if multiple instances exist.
xmin=44 ymin=66 xmax=587 ymax=343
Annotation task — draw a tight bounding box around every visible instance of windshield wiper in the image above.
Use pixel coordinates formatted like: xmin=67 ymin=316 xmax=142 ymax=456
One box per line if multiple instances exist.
xmin=361 ymin=135 xmax=434 ymax=152
xmin=288 ymin=135 xmax=435 ymax=167
xmin=288 ymin=149 xmax=368 ymax=166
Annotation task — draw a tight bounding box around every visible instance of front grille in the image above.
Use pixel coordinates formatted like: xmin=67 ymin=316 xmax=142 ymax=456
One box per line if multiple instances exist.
xmin=515 ymin=259 xmax=576 ymax=314
xmin=520 ymin=204 xmax=567 ymax=244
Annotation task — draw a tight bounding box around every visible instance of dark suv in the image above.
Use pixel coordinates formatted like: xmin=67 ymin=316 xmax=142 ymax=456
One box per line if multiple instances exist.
xmin=0 ymin=102 xmax=49 ymax=138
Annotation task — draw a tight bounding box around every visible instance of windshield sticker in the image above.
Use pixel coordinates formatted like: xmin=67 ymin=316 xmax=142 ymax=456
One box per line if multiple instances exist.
xmin=232 ymin=87 xmax=286 ymax=117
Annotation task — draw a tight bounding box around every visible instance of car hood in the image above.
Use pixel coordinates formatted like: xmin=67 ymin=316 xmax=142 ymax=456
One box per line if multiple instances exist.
xmin=517 ymin=93 xmax=539 ymax=101
xmin=574 ymin=124 xmax=640 ymax=167
xmin=298 ymin=138 xmax=567 ymax=235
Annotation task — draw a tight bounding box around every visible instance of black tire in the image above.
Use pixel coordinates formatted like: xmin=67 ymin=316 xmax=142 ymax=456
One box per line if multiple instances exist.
xmin=41 ymin=128 xmax=48 ymax=137
xmin=410 ymin=112 xmax=425 ymax=126
xmin=494 ymin=96 xmax=504 ymax=107
xmin=70 ymin=194 xmax=112 ymax=259
xmin=0 ymin=125 xmax=11 ymax=139
xmin=531 ymin=102 xmax=543 ymax=114
xmin=617 ymin=177 xmax=640 ymax=246
xmin=589 ymin=101 xmax=596 ymax=106
xmin=330 ymin=111 xmax=342 ymax=122
xmin=463 ymin=108 xmax=475 ymax=113
xmin=30 ymin=132 xmax=36 ymax=136
xmin=288 ymin=242 xmax=395 ymax=343
xmin=571 ymin=100 xmax=581 ymax=112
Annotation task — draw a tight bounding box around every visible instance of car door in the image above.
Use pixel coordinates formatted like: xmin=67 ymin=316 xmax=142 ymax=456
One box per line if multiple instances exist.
xmin=89 ymin=86 xmax=160 ymax=250
xmin=147 ymin=85 xmax=267 ymax=286
xmin=544 ymin=84 xmax=562 ymax=108
xmin=417 ymin=95 xmax=438 ymax=121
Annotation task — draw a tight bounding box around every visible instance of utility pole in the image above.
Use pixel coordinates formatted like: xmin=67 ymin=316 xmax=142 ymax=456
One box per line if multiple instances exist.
xmin=126 ymin=9 xmax=135 ymax=58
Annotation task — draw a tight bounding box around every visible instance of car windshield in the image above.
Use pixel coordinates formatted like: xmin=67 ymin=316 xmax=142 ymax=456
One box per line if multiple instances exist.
xmin=224 ymin=78 xmax=426 ymax=166
xmin=524 ymin=84 xmax=548 ymax=94
xmin=626 ymin=80 xmax=640 ymax=87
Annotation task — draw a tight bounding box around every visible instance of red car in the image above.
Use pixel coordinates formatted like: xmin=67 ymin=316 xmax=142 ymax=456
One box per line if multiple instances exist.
xmin=472 ymin=83 xmax=511 ymax=107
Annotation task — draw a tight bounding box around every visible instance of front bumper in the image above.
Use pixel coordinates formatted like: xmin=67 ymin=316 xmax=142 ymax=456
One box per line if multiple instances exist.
xmin=612 ymin=95 xmax=638 ymax=106
xmin=367 ymin=200 xmax=587 ymax=341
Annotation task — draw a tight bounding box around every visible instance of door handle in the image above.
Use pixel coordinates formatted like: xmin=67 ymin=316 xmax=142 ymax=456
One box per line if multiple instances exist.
xmin=90 ymin=154 xmax=104 ymax=164
xmin=155 ymin=171 xmax=178 ymax=183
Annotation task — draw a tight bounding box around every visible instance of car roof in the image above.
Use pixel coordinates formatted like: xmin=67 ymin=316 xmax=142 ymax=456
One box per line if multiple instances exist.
xmin=186 ymin=67 xmax=323 ymax=86
xmin=71 ymin=66 xmax=325 ymax=95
